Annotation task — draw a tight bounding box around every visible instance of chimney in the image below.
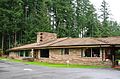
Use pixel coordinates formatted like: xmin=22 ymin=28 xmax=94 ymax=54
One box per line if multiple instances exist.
xmin=37 ymin=32 xmax=57 ymax=43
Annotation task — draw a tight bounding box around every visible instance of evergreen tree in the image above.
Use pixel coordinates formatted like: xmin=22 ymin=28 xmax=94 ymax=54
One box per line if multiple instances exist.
xmin=48 ymin=0 xmax=74 ymax=37
xmin=0 ymin=0 xmax=120 ymax=53
xmin=74 ymin=0 xmax=99 ymax=37
xmin=108 ymin=21 xmax=120 ymax=36
xmin=0 ymin=0 xmax=24 ymax=50
xmin=99 ymin=0 xmax=112 ymax=36
xmin=23 ymin=0 xmax=52 ymax=43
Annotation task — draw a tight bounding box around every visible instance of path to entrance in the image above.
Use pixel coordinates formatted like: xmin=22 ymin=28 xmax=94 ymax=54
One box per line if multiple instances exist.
xmin=0 ymin=60 xmax=120 ymax=79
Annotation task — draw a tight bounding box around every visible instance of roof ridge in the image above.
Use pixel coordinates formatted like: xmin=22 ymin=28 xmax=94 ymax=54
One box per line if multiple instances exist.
xmin=11 ymin=42 xmax=37 ymax=48
xmin=48 ymin=38 xmax=69 ymax=46
xmin=94 ymin=38 xmax=109 ymax=44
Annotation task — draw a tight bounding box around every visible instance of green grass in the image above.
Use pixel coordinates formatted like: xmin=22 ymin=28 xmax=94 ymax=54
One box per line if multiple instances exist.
xmin=0 ymin=57 xmax=111 ymax=68
xmin=25 ymin=62 xmax=110 ymax=68
xmin=0 ymin=57 xmax=22 ymax=62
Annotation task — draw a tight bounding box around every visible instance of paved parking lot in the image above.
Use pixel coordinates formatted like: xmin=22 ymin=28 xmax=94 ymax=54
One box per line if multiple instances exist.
xmin=0 ymin=60 xmax=120 ymax=79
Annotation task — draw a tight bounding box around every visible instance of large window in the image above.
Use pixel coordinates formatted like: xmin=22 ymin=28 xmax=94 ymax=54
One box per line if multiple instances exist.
xmin=20 ymin=51 xmax=24 ymax=57
xmin=40 ymin=49 xmax=49 ymax=58
xmin=61 ymin=48 xmax=69 ymax=55
xmin=25 ymin=51 xmax=29 ymax=57
xmin=19 ymin=51 xmax=30 ymax=57
xmin=84 ymin=48 xmax=100 ymax=57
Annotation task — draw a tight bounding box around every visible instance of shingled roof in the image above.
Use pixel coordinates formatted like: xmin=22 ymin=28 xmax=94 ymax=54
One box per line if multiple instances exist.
xmin=96 ymin=36 xmax=120 ymax=45
xmin=9 ymin=38 xmax=68 ymax=51
xmin=49 ymin=38 xmax=107 ymax=47
xmin=9 ymin=36 xmax=120 ymax=51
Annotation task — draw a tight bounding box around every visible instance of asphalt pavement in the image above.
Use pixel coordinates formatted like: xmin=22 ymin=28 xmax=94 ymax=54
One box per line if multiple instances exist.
xmin=0 ymin=60 xmax=120 ymax=79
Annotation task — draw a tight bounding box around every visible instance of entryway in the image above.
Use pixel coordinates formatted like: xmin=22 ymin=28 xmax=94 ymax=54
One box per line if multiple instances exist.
xmin=40 ymin=49 xmax=49 ymax=58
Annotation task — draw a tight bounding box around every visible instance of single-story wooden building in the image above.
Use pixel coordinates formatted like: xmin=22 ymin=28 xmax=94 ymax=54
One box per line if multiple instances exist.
xmin=8 ymin=32 xmax=120 ymax=66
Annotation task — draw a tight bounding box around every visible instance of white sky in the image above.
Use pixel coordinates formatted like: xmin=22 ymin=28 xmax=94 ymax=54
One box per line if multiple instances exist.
xmin=90 ymin=0 xmax=120 ymax=23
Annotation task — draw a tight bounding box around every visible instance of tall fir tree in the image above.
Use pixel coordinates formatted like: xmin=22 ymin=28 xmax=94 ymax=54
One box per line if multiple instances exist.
xmin=0 ymin=0 xmax=24 ymax=51
xmin=23 ymin=0 xmax=52 ymax=43
xmin=47 ymin=0 xmax=74 ymax=37
xmin=74 ymin=0 xmax=99 ymax=37
xmin=99 ymin=0 xmax=112 ymax=37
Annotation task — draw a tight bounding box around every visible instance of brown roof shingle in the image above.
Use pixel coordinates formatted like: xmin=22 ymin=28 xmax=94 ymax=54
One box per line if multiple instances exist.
xmin=9 ymin=36 xmax=120 ymax=51
xmin=9 ymin=38 xmax=68 ymax=51
xmin=49 ymin=38 xmax=107 ymax=47
xmin=96 ymin=36 xmax=120 ymax=45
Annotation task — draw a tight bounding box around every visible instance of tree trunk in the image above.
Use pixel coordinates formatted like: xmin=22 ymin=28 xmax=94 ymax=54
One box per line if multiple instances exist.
xmin=8 ymin=34 xmax=11 ymax=48
xmin=20 ymin=31 xmax=22 ymax=44
xmin=1 ymin=33 xmax=4 ymax=51
xmin=14 ymin=32 xmax=17 ymax=46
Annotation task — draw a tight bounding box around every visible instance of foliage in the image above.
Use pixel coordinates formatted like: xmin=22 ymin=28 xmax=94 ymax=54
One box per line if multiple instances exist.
xmin=115 ymin=50 xmax=120 ymax=54
xmin=0 ymin=0 xmax=120 ymax=52
xmin=99 ymin=0 xmax=112 ymax=37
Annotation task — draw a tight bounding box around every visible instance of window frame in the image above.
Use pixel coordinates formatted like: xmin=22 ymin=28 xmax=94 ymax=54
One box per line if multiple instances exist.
xmin=83 ymin=48 xmax=100 ymax=57
xmin=61 ymin=48 xmax=69 ymax=55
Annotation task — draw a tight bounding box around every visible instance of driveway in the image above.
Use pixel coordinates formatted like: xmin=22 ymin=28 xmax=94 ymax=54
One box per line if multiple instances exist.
xmin=0 ymin=60 xmax=120 ymax=79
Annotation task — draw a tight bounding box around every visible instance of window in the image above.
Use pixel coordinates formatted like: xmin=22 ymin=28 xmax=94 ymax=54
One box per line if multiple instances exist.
xmin=84 ymin=48 xmax=100 ymax=57
xmin=19 ymin=51 xmax=30 ymax=57
xmin=20 ymin=51 xmax=24 ymax=57
xmin=25 ymin=51 xmax=29 ymax=57
xmin=40 ymin=49 xmax=49 ymax=58
xmin=85 ymin=48 xmax=91 ymax=57
xmin=61 ymin=48 xmax=69 ymax=55
xmin=92 ymin=48 xmax=100 ymax=57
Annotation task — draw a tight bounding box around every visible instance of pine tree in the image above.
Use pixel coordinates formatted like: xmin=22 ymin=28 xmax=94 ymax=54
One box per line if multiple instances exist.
xmin=99 ymin=0 xmax=111 ymax=37
xmin=74 ymin=0 xmax=99 ymax=37
xmin=23 ymin=0 xmax=52 ymax=43
xmin=0 ymin=0 xmax=24 ymax=50
xmin=47 ymin=0 xmax=74 ymax=37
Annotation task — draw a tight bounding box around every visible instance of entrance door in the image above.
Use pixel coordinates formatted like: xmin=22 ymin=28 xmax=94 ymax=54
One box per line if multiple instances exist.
xmin=40 ymin=49 xmax=49 ymax=58
xmin=33 ymin=50 xmax=38 ymax=59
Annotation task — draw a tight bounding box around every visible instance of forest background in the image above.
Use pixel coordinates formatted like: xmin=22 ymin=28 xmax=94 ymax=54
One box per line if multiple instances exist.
xmin=0 ymin=0 xmax=120 ymax=52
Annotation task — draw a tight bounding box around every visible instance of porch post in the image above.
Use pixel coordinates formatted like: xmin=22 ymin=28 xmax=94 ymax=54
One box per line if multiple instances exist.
xmin=100 ymin=48 xmax=102 ymax=58
xmin=91 ymin=48 xmax=92 ymax=57
xmin=31 ymin=49 xmax=34 ymax=57
xmin=23 ymin=51 xmax=25 ymax=57
xmin=38 ymin=50 xmax=40 ymax=59
xmin=103 ymin=49 xmax=106 ymax=61
xmin=82 ymin=48 xmax=85 ymax=57
xmin=17 ymin=52 xmax=20 ymax=57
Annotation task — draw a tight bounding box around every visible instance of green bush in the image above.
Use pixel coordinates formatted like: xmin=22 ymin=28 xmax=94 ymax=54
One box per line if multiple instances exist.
xmin=116 ymin=50 xmax=120 ymax=54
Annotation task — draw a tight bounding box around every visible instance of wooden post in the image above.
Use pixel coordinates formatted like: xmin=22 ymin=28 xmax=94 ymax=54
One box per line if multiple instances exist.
xmin=100 ymin=48 xmax=102 ymax=58
xmin=101 ymin=48 xmax=104 ymax=61
xmin=91 ymin=48 xmax=92 ymax=57
xmin=23 ymin=51 xmax=26 ymax=57
xmin=31 ymin=49 xmax=34 ymax=58
xmin=82 ymin=48 xmax=85 ymax=57
xmin=38 ymin=50 xmax=40 ymax=59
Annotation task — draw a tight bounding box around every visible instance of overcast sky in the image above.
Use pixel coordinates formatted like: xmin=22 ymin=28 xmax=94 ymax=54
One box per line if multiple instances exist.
xmin=90 ymin=0 xmax=120 ymax=23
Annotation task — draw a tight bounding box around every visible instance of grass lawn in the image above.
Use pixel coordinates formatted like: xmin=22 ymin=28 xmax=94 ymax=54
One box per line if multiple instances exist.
xmin=0 ymin=57 xmax=111 ymax=68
